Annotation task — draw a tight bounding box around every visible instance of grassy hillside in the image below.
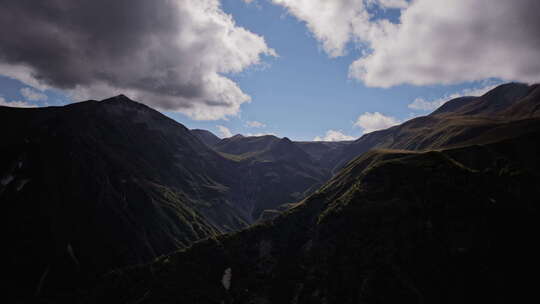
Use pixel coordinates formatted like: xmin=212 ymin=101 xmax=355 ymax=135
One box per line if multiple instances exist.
xmin=86 ymin=123 xmax=540 ymax=304
xmin=332 ymin=83 xmax=540 ymax=171
xmin=214 ymin=135 xmax=331 ymax=219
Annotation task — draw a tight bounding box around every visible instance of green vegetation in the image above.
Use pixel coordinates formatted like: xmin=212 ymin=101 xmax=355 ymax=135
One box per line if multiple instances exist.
xmin=85 ymin=128 xmax=540 ymax=303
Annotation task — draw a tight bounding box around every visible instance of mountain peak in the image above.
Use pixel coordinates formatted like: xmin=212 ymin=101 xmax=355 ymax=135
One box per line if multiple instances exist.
xmin=98 ymin=94 xmax=154 ymax=114
xmin=102 ymin=94 xmax=137 ymax=103
xmin=281 ymin=137 xmax=292 ymax=143
xmin=481 ymin=82 xmax=530 ymax=102
xmin=114 ymin=94 xmax=130 ymax=100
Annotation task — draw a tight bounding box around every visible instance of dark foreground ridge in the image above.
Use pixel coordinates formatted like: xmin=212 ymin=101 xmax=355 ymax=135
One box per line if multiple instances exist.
xmin=89 ymin=127 xmax=540 ymax=303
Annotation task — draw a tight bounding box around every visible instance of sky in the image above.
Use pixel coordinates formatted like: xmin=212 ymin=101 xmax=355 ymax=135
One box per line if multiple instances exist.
xmin=1 ymin=0 xmax=539 ymax=141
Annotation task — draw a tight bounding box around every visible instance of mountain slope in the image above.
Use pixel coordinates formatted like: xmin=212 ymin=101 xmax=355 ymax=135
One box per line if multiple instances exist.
xmin=191 ymin=129 xmax=221 ymax=147
xmin=432 ymin=82 xmax=538 ymax=118
xmin=332 ymin=83 xmax=540 ymax=171
xmin=1 ymin=95 xmax=341 ymax=301
xmin=88 ymin=122 xmax=540 ymax=304
xmin=1 ymin=95 xmax=249 ymax=300
xmin=214 ymin=135 xmax=331 ymax=220
xmin=295 ymin=141 xmax=352 ymax=169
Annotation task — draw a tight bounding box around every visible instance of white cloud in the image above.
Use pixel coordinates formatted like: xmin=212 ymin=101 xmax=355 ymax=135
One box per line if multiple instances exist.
xmin=408 ymin=98 xmax=445 ymax=112
xmin=246 ymin=120 xmax=266 ymax=128
xmin=314 ymin=129 xmax=355 ymax=141
xmin=354 ymin=112 xmax=400 ymax=133
xmin=354 ymin=0 xmax=540 ymax=87
xmin=408 ymin=83 xmax=500 ymax=111
xmin=367 ymin=0 xmax=410 ymax=9
xmin=20 ymin=87 xmax=47 ymax=101
xmin=217 ymin=125 xmax=233 ymax=138
xmin=246 ymin=132 xmax=276 ymax=137
xmin=272 ymin=0 xmax=540 ymax=87
xmin=0 ymin=0 xmax=276 ymax=121
xmin=272 ymin=0 xmax=371 ymax=57
xmin=0 ymin=96 xmax=36 ymax=108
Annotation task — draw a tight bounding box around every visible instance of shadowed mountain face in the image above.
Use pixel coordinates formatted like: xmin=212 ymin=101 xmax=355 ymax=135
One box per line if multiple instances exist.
xmin=294 ymin=141 xmax=352 ymax=169
xmin=214 ymin=135 xmax=313 ymax=162
xmin=192 ymin=132 xmax=356 ymax=220
xmin=1 ymin=95 xmax=252 ymax=299
xmin=88 ymin=123 xmax=540 ymax=304
xmin=0 ymin=95 xmax=329 ymax=300
xmin=191 ymin=129 xmax=221 ymax=147
xmin=213 ymin=135 xmax=331 ymax=219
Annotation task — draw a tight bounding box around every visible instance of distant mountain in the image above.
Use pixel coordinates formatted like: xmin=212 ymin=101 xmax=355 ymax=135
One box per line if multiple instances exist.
xmin=193 ymin=132 xmax=355 ymax=218
xmin=88 ymin=119 xmax=540 ymax=304
xmin=213 ymin=135 xmax=331 ymax=219
xmin=212 ymin=133 xmax=353 ymax=169
xmin=214 ymin=135 xmax=313 ymax=162
xmin=332 ymin=83 xmax=540 ymax=171
xmin=214 ymin=135 xmax=281 ymax=158
xmin=432 ymin=83 xmax=538 ymax=118
xmin=295 ymin=140 xmax=352 ymax=169
xmin=191 ymin=129 xmax=221 ymax=147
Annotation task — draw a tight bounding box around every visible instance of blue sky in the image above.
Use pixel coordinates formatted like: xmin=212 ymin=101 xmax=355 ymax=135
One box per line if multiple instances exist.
xmin=168 ymin=0 xmax=499 ymax=140
xmin=1 ymin=0 xmax=532 ymax=141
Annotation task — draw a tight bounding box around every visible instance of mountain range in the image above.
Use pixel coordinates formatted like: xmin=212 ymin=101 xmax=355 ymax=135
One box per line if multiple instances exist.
xmin=2 ymin=82 xmax=539 ymax=303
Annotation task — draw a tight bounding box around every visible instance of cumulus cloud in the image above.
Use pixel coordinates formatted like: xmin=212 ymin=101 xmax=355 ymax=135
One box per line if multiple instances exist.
xmin=407 ymin=98 xmax=445 ymax=112
xmin=408 ymin=83 xmax=500 ymax=111
xmin=0 ymin=96 xmax=36 ymax=108
xmin=0 ymin=0 xmax=275 ymax=120
xmin=352 ymin=0 xmax=540 ymax=87
xmin=246 ymin=132 xmax=276 ymax=137
xmin=20 ymin=87 xmax=47 ymax=101
xmin=217 ymin=125 xmax=233 ymax=138
xmin=314 ymin=130 xmax=356 ymax=141
xmin=272 ymin=0 xmax=540 ymax=86
xmin=272 ymin=0 xmax=371 ymax=57
xmin=246 ymin=120 xmax=266 ymax=128
xmin=354 ymin=112 xmax=400 ymax=133
xmin=367 ymin=0 xmax=410 ymax=9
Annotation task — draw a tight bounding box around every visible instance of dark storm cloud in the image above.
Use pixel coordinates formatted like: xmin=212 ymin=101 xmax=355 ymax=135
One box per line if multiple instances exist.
xmin=0 ymin=0 xmax=275 ymax=120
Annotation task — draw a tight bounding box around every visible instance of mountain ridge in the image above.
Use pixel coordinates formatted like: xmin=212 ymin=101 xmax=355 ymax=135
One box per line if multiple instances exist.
xmin=331 ymin=82 xmax=540 ymax=171
xmin=87 ymin=121 xmax=540 ymax=303
xmin=4 ymin=82 xmax=540 ymax=302
xmin=2 ymin=94 xmax=340 ymax=300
